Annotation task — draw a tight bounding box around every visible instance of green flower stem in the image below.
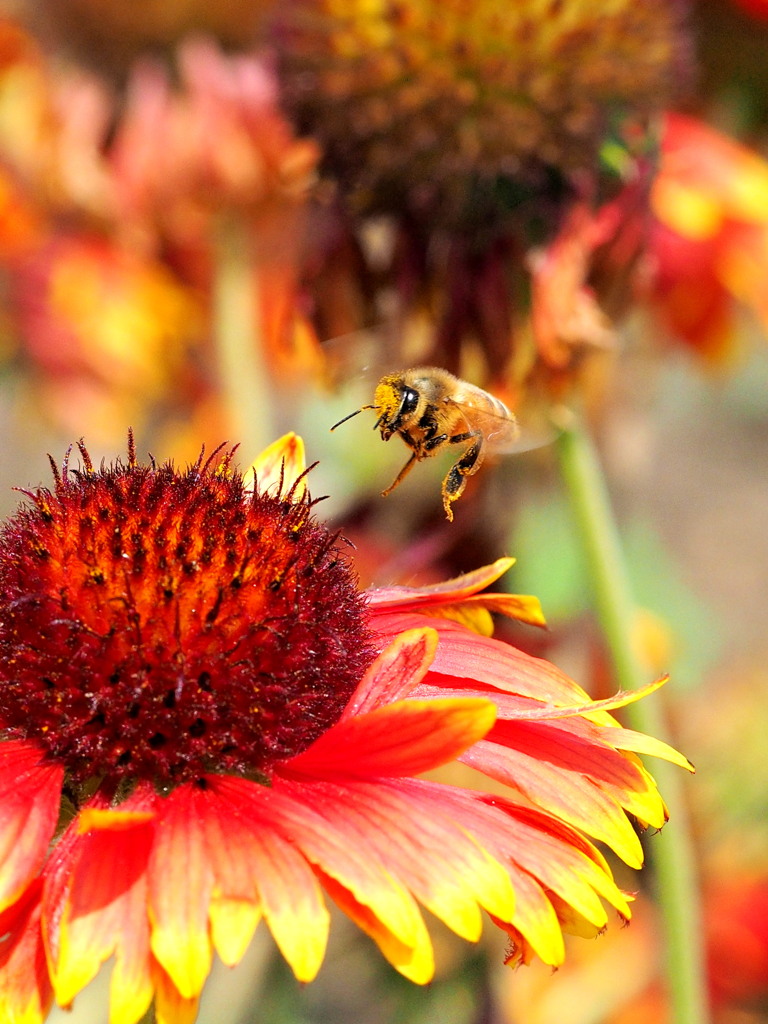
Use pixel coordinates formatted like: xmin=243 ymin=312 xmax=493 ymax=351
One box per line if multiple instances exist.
xmin=212 ymin=213 xmax=272 ymax=459
xmin=555 ymin=412 xmax=710 ymax=1024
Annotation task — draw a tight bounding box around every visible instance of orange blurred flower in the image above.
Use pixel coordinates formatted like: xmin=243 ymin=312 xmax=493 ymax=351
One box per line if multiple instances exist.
xmin=0 ymin=166 xmax=42 ymax=263
xmin=0 ymin=19 xmax=114 ymax=221
xmin=0 ymin=434 xmax=690 ymax=1022
xmin=706 ymin=875 xmax=768 ymax=1012
xmin=0 ymin=25 xmax=325 ymax=425
xmin=650 ymin=112 xmax=768 ymax=363
xmin=524 ymin=174 xmax=651 ymax=402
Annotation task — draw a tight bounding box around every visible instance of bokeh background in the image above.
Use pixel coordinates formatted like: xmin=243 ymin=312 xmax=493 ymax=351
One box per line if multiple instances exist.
xmin=0 ymin=0 xmax=767 ymax=1021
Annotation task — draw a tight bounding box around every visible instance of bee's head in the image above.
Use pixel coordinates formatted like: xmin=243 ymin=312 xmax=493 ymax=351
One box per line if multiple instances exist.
xmin=330 ymin=372 xmax=418 ymax=438
xmin=373 ymin=375 xmax=419 ymax=439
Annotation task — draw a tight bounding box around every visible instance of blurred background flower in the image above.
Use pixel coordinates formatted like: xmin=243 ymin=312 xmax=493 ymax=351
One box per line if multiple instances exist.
xmin=273 ymin=0 xmax=690 ymax=407
xmin=649 ymin=110 xmax=768 ymax=363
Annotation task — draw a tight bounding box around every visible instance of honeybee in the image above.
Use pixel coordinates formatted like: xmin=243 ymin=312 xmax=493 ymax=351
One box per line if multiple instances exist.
xmin=330 ymin=367 xmax=519 ymax=521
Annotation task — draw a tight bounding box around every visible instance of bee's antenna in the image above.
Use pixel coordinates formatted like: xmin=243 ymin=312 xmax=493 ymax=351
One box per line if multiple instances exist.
xmin=330 ymin=405 xmax=376 ymax=431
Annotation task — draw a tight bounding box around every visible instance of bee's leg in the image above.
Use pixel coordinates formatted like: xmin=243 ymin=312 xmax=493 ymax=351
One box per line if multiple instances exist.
xmin=424 ymin=429 xmax=474 ymax=453
xmin=424 ymin=433 xmax=448 ymax=451
xmin=381 ymin=452 xmax=419 ymax=497
xmin=441 ymin=434 xmax=484 ymax=521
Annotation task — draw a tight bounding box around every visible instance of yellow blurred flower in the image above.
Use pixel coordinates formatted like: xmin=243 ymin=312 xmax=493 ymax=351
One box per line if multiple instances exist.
xmin=11 ymin=233 xmax=201 ymax=438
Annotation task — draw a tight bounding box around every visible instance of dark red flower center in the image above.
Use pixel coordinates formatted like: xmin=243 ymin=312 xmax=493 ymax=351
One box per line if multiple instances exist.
xmin=0 ymin=442 xmax=377 ymax=789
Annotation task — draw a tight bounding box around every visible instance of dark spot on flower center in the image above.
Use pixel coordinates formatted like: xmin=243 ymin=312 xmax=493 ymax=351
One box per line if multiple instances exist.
xmin=0 ymin=444 xmax=377 ymax=789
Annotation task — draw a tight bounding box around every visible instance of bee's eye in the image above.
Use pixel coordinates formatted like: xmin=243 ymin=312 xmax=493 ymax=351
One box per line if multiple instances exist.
xmin=398 ymin=388 xmax=419 ymax=420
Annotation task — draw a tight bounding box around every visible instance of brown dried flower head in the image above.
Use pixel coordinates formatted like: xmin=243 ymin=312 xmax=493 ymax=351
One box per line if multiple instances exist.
xmin=274 ymin=0 xmax=690 ymax=225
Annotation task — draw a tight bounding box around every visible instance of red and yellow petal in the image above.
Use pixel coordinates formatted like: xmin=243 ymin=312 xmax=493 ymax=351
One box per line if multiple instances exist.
xmin=151 ymin=961 xmax=200 ymax=1024
xmin=413 ymin=671 xmax=688 ymax=835
xmin=437 ymin=592 xmax=546 ymax=632
xmin=147 ymin=787 xmax=215 ymax=1001
xmin=368 ymin=558 xmax=546 ymax=632
xmin=369 ymin=558 xmax=516 ymax=608
xmin=0 ymin=880 xmax=52 ymax=1024
xmin=359 ymin=781 xmax=515 ymax=939
xmin=206 ymin=897 xmax=261 ymax=971
xmin=319 ymin=866 xmax=435 ymax=983
xmin=495 ymin=806 xmax=631 ymax=927
xmin=546 ymin=888 xmax=620 ymax=941
xmin=44 ymin=791 xmax=158 ymax=1024
xmin=341 ymin=627 xmax=439 ymax=718
xmin=243 ymin=432 xmax=307 ymax=499
xmin=76 ymin=808 xmax=157 ymax=833
xmin=228 ymin=825 xmax=325 ymax=981
xmin=255 ymin=780 xmax=436 ymax=980
xmin=493 ymin=871 xmax=566 ymax=966
xmin=201 ymin=778 xmax=330 ymax=980
xmin=283 ymin=776 xmax=516 ymax=942
xmin=286 ymin=697 xmax=497 ymax=779
xmin=434 ymin=790 xmax=631 ymax=965
xmin=480 ymin=706 xmax=687 ymax=835
xmin=0 ymin=742 xmax=63 ymax=914
xmin=609 ymin=723 xmax=694 ymax=771
xmin=192 ymin=791 xmax=264 ymax=967
xmin=374 ymin=613 xmax=591 ymax=705
xmin=462 ymin=736 xmax=647 ymax=868
xmin=478 ymin=714 xmax=671 ymax=847
xmin=53 ymin=827 xmax=155 ymax=1021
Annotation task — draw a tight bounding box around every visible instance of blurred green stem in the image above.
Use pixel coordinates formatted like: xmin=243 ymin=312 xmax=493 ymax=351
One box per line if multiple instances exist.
xmin=556 ymin=412 xmax=710 ymax=1024
xmin=212 ymin=213 xmax=272 ymax=457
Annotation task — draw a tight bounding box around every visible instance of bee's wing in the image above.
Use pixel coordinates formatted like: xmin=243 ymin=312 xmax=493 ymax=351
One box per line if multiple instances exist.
xmin=452 ymin=397 xmax=560 ymax=456
xmin=444 ymin=388 xmax=553 ymax=456
xmin=490 ymin=424 xmax=560 ymax=455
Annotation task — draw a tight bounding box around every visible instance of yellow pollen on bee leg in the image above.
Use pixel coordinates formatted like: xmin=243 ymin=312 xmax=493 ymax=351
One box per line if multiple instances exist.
xmin=442 ymin=489 xmax=456 ymax=522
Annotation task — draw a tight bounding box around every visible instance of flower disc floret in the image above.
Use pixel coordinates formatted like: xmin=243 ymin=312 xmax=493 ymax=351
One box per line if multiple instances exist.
xmin=0 ymin=441 xmax=376 ymax=788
